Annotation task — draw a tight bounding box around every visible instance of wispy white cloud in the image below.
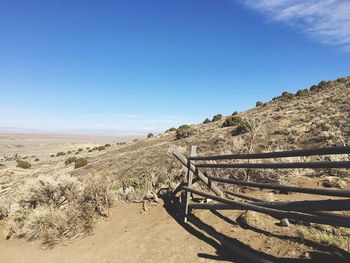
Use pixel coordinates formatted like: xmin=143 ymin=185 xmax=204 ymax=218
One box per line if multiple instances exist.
xmin=241 ymin=0 xmax=350 ymax=49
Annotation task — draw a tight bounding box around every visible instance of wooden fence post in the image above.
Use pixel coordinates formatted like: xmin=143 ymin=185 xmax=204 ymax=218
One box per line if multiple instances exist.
xmin=184 ymin=145 xmax=197 ymax=222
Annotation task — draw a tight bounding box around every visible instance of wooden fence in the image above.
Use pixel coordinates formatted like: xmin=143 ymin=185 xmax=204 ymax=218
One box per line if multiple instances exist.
xmin=171 ymin=146 xmax=350 ymax=262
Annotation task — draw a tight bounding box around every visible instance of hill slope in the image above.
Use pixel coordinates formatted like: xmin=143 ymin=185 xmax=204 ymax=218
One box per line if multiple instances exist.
xmin=74 ymin=75 xmax=350 ymax=197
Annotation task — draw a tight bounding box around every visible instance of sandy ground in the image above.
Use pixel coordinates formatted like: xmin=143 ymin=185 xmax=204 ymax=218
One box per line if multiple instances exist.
xmin=0 ymin=202 xmax=223 ymax=263
xmin=0 ymin=132 xmax=138 ymax=157
xmin=1 ymin=195 xmax=350 ymax=263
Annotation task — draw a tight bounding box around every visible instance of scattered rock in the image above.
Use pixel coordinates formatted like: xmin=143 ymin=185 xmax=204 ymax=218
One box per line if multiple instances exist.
xmin=320 ymin=177 xmax=347 ymax=189
xmin=277 ymin=218 xmax=290 ymax=227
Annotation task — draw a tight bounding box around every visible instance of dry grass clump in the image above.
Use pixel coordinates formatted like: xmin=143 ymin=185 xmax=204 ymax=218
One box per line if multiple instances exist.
xmin=16 ymin=160 xmax=31 ymax=169
xmin=6 ymin=174 xmax=113 ymax=247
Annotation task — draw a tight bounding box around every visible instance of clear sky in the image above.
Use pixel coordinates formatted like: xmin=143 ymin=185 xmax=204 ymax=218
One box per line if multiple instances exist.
xmin=1 ymin=0 xmax=350 ymax=133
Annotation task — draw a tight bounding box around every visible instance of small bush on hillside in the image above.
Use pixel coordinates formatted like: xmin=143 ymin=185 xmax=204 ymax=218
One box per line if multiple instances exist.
xmin=203 ymin=118 xmax=211 ymax=124
xmin=212 ymin=114 xmax=223 ymax=122
xmin=104 ymin=144 xmax=111 ymax=147
xmin=256 ymin=101 xmax=263 ymax=107
xmin=74 ymin=158 xmax=88 ymax=169
xmin=165 ymin=127 xmax=177 ymax=133
xmin=176 ymin=125 xmax=194 ymax=140
xmin=16 ymin=160 xmax=31 ymax=169
xmin=98 ymin=146 xmax=105 ymax=151
xmin=65 ymin=157 xmax=77 ymax=165
xmin=281 ymin=92 xmax=294 ymax=100
xmin=296 ymin=89 xmax=309 ymax=97
xmin=67 ymin=150 xmax=72 ymax=154
xmin=78 ymin=148 xmax=83 ymax=152
xmin=50 ymin=154 xmax=55 ymax=158
xmin=310 ymin=85 xmax=317 ymax=91
xmin=92 ymin=146 xmax=99 ymax=151
xmin=56 ymin=152 xmax=66 ymax=157
xmin=222 ymin=116 xmax=244 ymax=128
xmin=147 ymin=133 xmax=154 ymax=138
xmin=231 ymin=111 xmax=238 ymax=116
xmin=34 ymin=158 xmax=39 ymax=162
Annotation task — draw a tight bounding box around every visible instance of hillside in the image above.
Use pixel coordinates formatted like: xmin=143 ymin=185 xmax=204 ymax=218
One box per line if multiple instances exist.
xmin=1 ymin=75 xmax=350 ymax=261
xmin=73 ymin=76 xmax=350 ymax=196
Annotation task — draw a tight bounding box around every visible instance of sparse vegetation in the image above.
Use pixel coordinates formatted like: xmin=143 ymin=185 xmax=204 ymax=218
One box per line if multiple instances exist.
xmin=212 ymin=114 xmax=223 ymax=122
xmin=176 ymin=125 xmax=194 ymax=139
xmin=56 ymin=152 xmax=66 ymax=157
xmin=147 ymin=133 xmax=154 ymax=138
xmin=16 ymin=160 xmax=31 ymax=169
xmin=281 ymin=91 xmax=294 ymax=100
xmin=5 ymin=174 xmax=113 ymax=247
xmin=74 ymin=158 xmax=88 ymax=169
xmin=256 ymin=101 xmax=263 ymax=107
xmin=98 ymin=146 xmax=106 ymax=151
xmin=222 ymin=115 xmax=244 ymax=127
xmin=105 ymin=143 xmax=111 ymax=147
xmin=203 ymin=118 xmax=211 ymax=124
xmin=165 ymin=127 xmax=176 ymax=133
xmin=34 ymin=158 xmax=39 ymax=162
xmin=231 ymin=111 xmax=238 ymax=116
xmin=296 ymin=89 xmax=309 ymax=97
xmin=65 ymin=157 xmax=77 ymax=165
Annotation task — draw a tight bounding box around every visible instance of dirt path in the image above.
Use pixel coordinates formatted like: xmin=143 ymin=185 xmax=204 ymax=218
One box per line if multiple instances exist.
xmin=1 ymin=196 xmax=350 ymax=263
xmin=0 ymin=202 xmax=225 ymax=263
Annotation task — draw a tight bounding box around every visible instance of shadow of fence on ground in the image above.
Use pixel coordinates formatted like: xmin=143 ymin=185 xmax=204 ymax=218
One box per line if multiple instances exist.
xmin=161 ymin=193 xmax=350 ymax=263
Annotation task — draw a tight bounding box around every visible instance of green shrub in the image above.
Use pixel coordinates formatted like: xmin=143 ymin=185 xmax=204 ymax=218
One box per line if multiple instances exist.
xmin=78 ymin=148 xmax=83 ymax=152
xmin=212 ymin=114 xmax=223 ymax=122
xmin=165 ymin=127 xmax=176 ymax=133
xmin=88 ymin=149 xmax=93 ymax=152
xmin=256 ymin=101 xmax=263 ymax=107
xmin=50 ymin=154 xmax=55 ymax=158
xmin=104 ymin=144 xmax=111 ymax=147
xmin=231 ymin=111 xmax=238 ymax=116
xmin=56 ymin=152 xmax=66 ymax=157
xmin=65 ymin=157 xmax=77 ymax=165
xmin=222 ymin=116 xmax=244 ymax=127
xmin=34 ymin=158 xmax=40 ymax=162
xmin=296 ymin=89 xmax=309 ymax=97
xmin=147 ymin=133 xmax=154 ymax=138
xmin=98 ymin=146 xmax=105 ymax=151
xmin=74 ymin=158 xmax=88 ymax=169
xmin=281 ymin=92 xmax=294 ymax=99
xmin=16 ymin=160 xmax=31 ymax=169
xmin=203 ymin=118 xmax=211 ymax=124
xmin=176 ymin=125 xmax=194 ymax=140
xmin=92 ymin=146 xmax=99 ymax=151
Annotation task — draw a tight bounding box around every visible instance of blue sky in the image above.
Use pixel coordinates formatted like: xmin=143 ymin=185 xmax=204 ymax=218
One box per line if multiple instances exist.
xmin=1 ymin=0 xmax=349 ymax=133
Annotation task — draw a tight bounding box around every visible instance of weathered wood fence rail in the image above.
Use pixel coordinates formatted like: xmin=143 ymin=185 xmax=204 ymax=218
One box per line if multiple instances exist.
xmin=171 ymin=146 xmax=350 ymax=262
